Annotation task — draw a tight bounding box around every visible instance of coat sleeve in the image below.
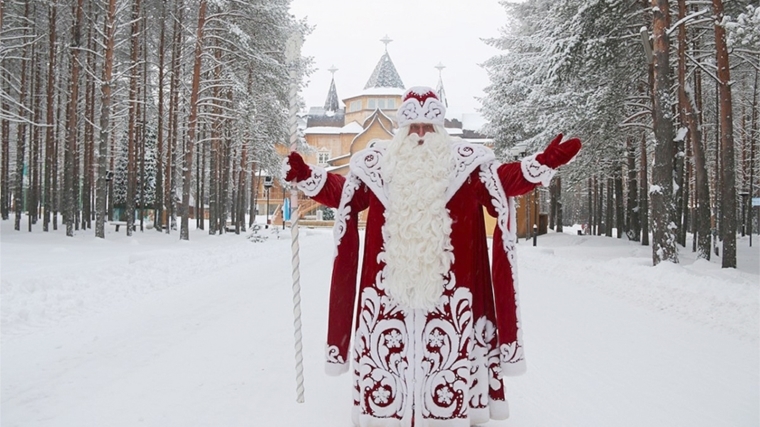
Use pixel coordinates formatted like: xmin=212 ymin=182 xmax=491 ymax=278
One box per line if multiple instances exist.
xmin=497 ymin=154 xmax=557 ymax=197
xmin=323 ymin=175 xmax=370 ymax=376
xmin=292 ymin=164 xmax=345 ymax=208
xmin=474 ymin=159 xmax=557 ymax=377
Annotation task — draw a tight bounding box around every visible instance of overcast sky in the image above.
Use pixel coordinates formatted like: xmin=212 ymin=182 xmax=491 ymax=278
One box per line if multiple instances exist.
xmin=288 ymin=0 xmax=508 ymax=117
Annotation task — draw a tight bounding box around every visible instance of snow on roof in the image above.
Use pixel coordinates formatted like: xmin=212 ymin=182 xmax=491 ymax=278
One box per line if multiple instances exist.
xmin=305 ymin=123 xmax=363 ymax=135
xmin=304 ymin=127 xmax=342 ymax=135
xmin=341 ymin=121 xmax=364 ymax=134
xmin=342 ymin=87 xmax=406 ymax=100
xmin=445 ymin=127 xmax=463 ymax=136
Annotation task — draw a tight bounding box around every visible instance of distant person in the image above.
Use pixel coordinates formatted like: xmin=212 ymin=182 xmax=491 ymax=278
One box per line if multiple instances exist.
xmin=283 ymin=86 xmax=581 ymax=426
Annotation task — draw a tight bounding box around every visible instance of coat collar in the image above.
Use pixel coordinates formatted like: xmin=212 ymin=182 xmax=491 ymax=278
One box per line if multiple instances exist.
xmin=349 ymin=141 xmax=495 ymax=208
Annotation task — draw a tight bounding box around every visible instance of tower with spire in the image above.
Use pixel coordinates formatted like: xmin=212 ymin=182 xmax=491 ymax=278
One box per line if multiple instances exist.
xmin=435 ymin=62 xmax=449 ymax=108
xmin=324 ymin=65 xmax=340 ymax=112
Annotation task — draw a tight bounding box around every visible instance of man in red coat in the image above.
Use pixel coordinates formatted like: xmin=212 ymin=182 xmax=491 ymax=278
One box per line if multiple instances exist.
xmin=283 ymin=86 xmax=580 ymax=427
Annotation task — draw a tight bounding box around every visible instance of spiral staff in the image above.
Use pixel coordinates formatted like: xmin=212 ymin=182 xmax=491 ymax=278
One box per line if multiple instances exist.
xmin=285 ymin=33 xmax=304 ymax=404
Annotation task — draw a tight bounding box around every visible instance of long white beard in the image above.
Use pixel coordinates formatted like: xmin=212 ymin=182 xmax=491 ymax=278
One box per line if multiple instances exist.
xmin=381 ymin=126 xmax=455 ymax=310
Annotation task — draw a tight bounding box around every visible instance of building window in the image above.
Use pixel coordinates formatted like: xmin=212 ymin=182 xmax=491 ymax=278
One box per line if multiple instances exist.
xmin=368 ymin=99 xmax=376 ymax=109
xmin=386 ymin=99 xmax=395 ymax=109
xmin=349 ymin=100 xmax=361 ymax=112
xmin=318 ymin=150 xmax=330 ymax=165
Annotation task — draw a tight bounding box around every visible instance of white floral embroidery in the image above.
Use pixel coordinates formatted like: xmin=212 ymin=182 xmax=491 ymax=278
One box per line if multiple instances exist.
xmin=445 ymin=143 xmax=495 ymax=202
xmin=428 ymin=329 xmax=444 ymax=348
xmin=372 ymin=387 xmax=391 ymax=405
xmin=294 ymin=164 xmax=327 ymax=197
xmin=350 ymin=147 xmax=389 ymax=207
xmin=385 ymin=330 xmax=403 ymax=348
xmin=332 ymin=173 xmax=361 ymax=258
xmin=436 ymin=386 xmax=454 ymax=405
xmin=326 ymin=344 xmax=345 ymax=364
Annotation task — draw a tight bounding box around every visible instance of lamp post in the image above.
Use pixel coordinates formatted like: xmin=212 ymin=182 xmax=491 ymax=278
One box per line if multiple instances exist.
xmin=740 ymin=191 xmax=749 ymax=237
xmin=264 ymin=175 xmax=273 ymax=228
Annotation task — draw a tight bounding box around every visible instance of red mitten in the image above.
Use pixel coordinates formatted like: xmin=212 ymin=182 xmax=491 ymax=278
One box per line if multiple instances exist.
xmin=535 ymin=133 xmax=582 ymax=169
xmin=284 ymin=151 xmax=311 ymax=182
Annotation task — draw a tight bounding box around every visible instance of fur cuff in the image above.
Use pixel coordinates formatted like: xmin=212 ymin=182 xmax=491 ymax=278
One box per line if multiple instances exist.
xmin=296 ymin=165 xmax=327 ymax=197
xmin=489 ymin=399 xmax=510 ymax=420
xmin=325 ymin=361 xmax=349 ymax=376
xmin=521 ymin=153 xmax=556 ymax=187
xmin=500 ymin=342 xmax=527 ymax=376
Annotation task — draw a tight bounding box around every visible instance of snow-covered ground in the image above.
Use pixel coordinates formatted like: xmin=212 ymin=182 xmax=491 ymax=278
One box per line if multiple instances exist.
xmin=1 ymin=218 xmax=758 ymax=427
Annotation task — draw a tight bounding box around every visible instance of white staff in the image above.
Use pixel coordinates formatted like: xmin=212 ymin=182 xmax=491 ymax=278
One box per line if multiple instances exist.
xmin=285 ymin=33 xmax=305 ymax=404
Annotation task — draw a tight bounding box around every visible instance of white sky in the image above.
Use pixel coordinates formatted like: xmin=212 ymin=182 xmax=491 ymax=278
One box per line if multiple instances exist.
xmin=288 ymin=0 xmax=508 ymax=117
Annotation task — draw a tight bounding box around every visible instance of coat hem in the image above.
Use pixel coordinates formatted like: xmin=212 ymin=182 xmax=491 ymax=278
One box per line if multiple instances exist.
xmin=325 ymin=361 xmax=349 ymax=376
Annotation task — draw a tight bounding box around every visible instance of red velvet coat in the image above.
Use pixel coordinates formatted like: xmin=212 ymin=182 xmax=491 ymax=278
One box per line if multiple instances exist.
xmin=292 ymin=142 xmax=556 ymax=427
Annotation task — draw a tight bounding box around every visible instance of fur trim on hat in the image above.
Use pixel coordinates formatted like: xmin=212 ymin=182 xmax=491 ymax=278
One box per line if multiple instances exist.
xmin=396 ymin=86 xmax=446 ymax=128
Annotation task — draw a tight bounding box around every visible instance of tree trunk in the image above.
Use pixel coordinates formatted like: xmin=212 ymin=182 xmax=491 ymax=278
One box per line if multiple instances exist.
xmin=249 ymin=162 xmax=258 ymax=227
xmin=650 ymin=0 xmax=678 ymax=264
xmin=63 ymin=0 xmax=84 ymax=236
xmin=549 ymin=178 xmax=558 ymax=230
xmin=14 ymin=0 xmax=30 ymax=232
xmin=626 ymin=136 xmax=640 ymax=241
xmin=96 ymin=0 xmax=116 ymax=238
xmin=82 ymin=5 xmax=96 ymax=231
xmin=615 ymin=165 xmax=624 ymax=239
xmin=237 ymin=141 xmax=248 ymax=233
xmin=199 ymin=133 xmax=205 ymax=230
xmin=605 ymin=177 xmax=613 ymax=237
xmin=749 ymin=68 xmax=758 ymax=243
xmin=180 ymin=0 xmax=207 ymax=240
xmin=139 ymin=15 xmax=148 ymax=233
xmin=222 ymin=129 xmax=232 ymax=232
xmin=587 ymin=176 xmax=593 ymax=234
xmin=29 ymin=6 xmax=42 ymax=230
xmin=597 ymin=177 xmax=604 ymax=235
xmin=555 ymin=175 xmax=563 ymax=232
xmin=154 ymin=2 xmax=166 ymax=231
xmin=125 ymin=0 xmax=141 ymax=236
xmin=712 ymin=0 xmax=736 ymax=268
xmin=1 ymin=66 xmax=10 ymax=222
xmin=44 ymin=0 xmax=57 ymax=232
xmin=166 ymin=0 xmax=184 ymax=234
xmin=640 ymin=133 xmax=650 ymax=246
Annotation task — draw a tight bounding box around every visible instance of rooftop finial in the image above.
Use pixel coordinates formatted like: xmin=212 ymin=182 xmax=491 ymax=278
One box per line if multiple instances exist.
xmin=435 ymin=62 xmax=448 ymax=108
xmin=380 ymin=35 xmax=393 ymax=52
xmin=435 ymin=62 xmax=446 ymax=77
xmin=328 ymin=65 xmax=338 ymax=77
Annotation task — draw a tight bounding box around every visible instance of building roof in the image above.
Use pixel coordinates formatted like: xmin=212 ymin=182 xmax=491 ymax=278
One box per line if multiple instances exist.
xmin=304 ymin=121 xmax=363 ymax=135
xmin=324 ymin=76 xmax=340 ymax=112
xmin=305 ymin=107 xmax=345 ymax=128
xmin=364 ymin=51 xmax=404 ymax=90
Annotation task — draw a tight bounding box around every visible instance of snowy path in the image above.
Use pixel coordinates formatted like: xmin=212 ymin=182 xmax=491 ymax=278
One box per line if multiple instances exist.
xmin=1 ymin=226 xmax=758 ymax=427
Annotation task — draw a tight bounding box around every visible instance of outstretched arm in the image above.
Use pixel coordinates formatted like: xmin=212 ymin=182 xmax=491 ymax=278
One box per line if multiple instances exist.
xmin=282 ymin=151 xmax=346 ymax=208
xmin=499 ymin=134 xmax=582 ymax=196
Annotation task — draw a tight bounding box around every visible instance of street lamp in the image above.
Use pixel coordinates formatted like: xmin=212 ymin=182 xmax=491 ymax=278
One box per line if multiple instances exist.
xmin=264 ymin=175 xmax=273 ymax=228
